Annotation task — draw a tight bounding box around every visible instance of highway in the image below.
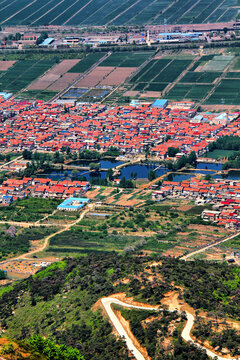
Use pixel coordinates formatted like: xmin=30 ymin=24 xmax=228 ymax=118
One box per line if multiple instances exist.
xmin=101 ymin=297 xmax=240 ymax=360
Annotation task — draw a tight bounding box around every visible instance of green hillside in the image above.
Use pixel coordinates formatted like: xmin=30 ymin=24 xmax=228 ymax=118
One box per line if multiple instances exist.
xmin=0 ymin=253 xmax=239 ymax=359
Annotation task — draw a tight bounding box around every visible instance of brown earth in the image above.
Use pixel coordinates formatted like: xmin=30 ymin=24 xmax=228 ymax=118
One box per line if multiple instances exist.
xmin=100 ymin=67 xmax=137 ymax=86
xmin=28 ymin=59 xmax=80 ymax=90
xmin=0 ymin=61 xmax=15 ymax=71
xmin=76 ymin=66 xmax=114 ymax=87
xmin=47 ymin=72 xmax=80 ymax=91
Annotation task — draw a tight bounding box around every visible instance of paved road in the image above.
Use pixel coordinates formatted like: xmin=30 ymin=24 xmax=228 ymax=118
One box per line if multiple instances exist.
xmin=101 ymin=297 xmax=239 ymax=360
xmin=180 ymin=231 xmax=240 ymax=260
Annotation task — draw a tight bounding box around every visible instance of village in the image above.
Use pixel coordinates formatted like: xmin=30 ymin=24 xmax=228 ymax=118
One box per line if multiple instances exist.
xmin=0 ymin=97 xmax=239 ymax=156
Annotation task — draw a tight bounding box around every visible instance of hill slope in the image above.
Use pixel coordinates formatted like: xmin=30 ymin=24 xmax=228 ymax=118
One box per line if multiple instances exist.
xmin=0 ymin=253 xmax=239 ymax=359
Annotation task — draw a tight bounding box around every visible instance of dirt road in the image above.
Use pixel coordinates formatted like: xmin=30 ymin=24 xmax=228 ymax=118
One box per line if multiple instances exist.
xmin=180 ymin=231 xmax=240 ymax=260
xmin=0 ymin=204 xmax=93 ymax=265
xmin=101 ymin=297 xmax=239 ymax=360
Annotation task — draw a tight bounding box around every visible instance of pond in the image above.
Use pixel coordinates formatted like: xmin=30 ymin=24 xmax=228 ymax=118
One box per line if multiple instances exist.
xmin=38 ymin=169 xmax=107 ymax=181
xmin=69 ymin=159 xmax=124 ymax=169
xmin=196 ymin=162 xmax=222 ymax=171
xmin=118 ymin=164 xmax=168 ymax=180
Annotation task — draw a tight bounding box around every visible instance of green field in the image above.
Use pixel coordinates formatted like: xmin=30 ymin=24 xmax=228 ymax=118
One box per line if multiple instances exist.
xmin=18 ymin=90 xmax=57 ymax=101
xmin=100 ymin=51 xmax=153 ymax=67
xmin=68 ymin=53 xmax=106 ymax=73
xmin=204 ymin=149 xmax=237 ymax=159
xmin=0 ymin=198 xmax=61 ymax=222
xmin=1 ymin=0 xmax=239 ymax=25
xmin=0 ymin=59 xmax=56 ymax=93
xmin=205 ymin=78 xmax=240 ymax=104
xmin=180 ymin=71 xmax=219 ymax=83
xmin=129 ymin=58 xmax=192 ymax=93
xmin=167 ymin=83 xmax=212 ymax=101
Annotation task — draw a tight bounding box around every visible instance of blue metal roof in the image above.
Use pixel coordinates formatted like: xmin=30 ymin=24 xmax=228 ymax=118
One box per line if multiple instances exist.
xmin=152 ymin=99 xmax=168 ymax=108
xmin=40 ymin=37 xmax=54 ymax=46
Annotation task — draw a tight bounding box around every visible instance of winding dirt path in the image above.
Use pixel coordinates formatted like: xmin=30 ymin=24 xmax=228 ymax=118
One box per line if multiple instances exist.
xmin=101 ymin=297 xmax=239 ymax=360
xmin=0 ymin=204 xmax=93 ymax=265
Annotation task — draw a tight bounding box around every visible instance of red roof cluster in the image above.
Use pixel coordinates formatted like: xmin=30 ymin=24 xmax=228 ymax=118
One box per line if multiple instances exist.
xmin=0 ymin=99 xmax=239 ymax=157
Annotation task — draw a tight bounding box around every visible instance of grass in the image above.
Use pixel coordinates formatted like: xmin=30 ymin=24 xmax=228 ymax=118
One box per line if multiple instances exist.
xmin=204 ymin=149 xmax=237 ymax=159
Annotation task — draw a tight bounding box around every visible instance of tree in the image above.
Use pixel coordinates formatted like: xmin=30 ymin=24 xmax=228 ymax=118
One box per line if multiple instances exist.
xmin=167 ymin=147 xmax=179 ymax=157
xmin=89 ymin=162 xmax=100 ymax=171
xmin=148 ymin=169 xmax=156 ymax=181
xmin=36 ymin=32 xmax=48 ymax=45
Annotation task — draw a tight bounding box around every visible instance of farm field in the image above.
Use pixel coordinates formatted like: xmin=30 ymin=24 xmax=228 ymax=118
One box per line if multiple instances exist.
xmin=39 ymin=195 xmax=233 ymax=258
xmin=0 ymin=58 xmax=56 ymax=94
xmin=205 ymin=79 xmax=240 ymax=105
xmin=0 ymin=0 xmax=239 ymax=25
xmin=118 ymin=51 xmax=240 ymax=104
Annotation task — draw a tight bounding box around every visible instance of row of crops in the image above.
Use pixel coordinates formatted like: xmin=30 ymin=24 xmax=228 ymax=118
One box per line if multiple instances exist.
xmin=0 ymin=59 xmax=56 ymax=93
xmin=1 ymin=0 xmax=238 ymax=25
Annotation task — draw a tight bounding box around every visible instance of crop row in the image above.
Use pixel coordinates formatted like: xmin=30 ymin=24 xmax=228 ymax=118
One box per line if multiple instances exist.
xmin=0 ymin=59 xmax=55 ymax=93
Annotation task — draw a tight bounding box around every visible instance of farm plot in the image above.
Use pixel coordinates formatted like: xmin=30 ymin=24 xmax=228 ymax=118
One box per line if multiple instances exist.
xmin=167 ymin=83 xmax=212 ymax=101
xmin=0 ymin=61 xmax=15 ymax=71
xmin=68 ymin=53 xmax=106 ymax=73
xmin=28 ymin=59 xmax=80 ymax=90
xmin=100 ymin=67 xmax=136 ymax=86
xmin=201 ymin=55 xmax=234 ymax=72
xmin=75 ymin=67 xmax=114 ymax=88
xmin=47 ymin=73 xmax=80 ymax=91
xmin=130 ymin=58 xmax=192 ymax=93
xmin=205 ymin=78 xmax=240 ymax=105
xmin=19 ymin=90 xmax=57 ymax=101
xmin=225 ymin=72 xmax=240 ymax=78
xmin=180 ymin=71 xmax=219 ymax=83
xmin=0 ymin=59 xmax=56 ymax=93
xmin=101 ymin=51 xmax=133 ymax=67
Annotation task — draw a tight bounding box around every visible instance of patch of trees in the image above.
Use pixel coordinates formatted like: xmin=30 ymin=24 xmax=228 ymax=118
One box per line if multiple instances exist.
xmin=222 ymin=151 xmax=240 ymax=169
xmin=157 ymin=258 xmax=240 ymax=319
xmin=167 ymin=147 xmax=180 ymax=157
xmin=192 ymin=317 xmax=240 ymax=356
xmin=118 ymin=307 xmax=209 ymax=360
xmin=165 ymin=151 xmax=197 ymax=171
xmin=25 ymin=335 xmax=84 ymax=359
xmin=0 ymin=269 xmax=6 ymax=280
xmin=208 ymin=136 xmax=240 ymax=152
xmin=119 ymin=176 xmax=134 ymax=188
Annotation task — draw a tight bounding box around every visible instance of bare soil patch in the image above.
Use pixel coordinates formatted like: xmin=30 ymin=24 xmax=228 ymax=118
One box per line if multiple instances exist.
xmin=48 ymin=73 xmax=80 ymax=91
xmin=100 ymin=67 xmax=136 ymax=86
xmin=76 ymin=66 xmax=114 ymax=87
xmin=28 ymin=59 xmax=80 ymax=90
xmin=123 ymin=90 xmax=139 ymax=97
xmin=0 ymin=60 xmax=15 ymax=71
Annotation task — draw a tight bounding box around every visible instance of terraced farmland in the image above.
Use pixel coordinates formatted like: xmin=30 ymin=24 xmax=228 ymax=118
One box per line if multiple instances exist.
xmin=0 ymin=0 xmax=239 ymax=25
